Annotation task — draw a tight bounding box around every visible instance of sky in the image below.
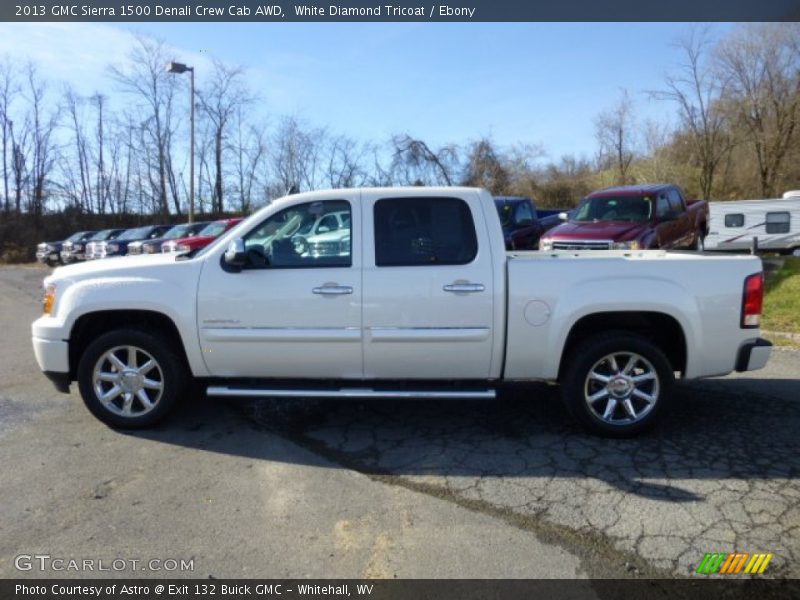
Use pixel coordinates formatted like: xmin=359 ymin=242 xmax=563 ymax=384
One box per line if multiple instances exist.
xmin=0 ymin=22 xmax=734 ymax=163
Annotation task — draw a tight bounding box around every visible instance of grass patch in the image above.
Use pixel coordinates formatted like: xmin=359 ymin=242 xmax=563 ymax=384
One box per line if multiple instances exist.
xmin=763 ymin=257 xmax=800 ymax=334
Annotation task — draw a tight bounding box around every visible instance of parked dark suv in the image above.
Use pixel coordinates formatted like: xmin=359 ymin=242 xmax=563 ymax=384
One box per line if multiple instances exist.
xmin=96 ymin=224 xmax=173 ymax=258
xmin=494 ymin=196 xmax=564 ymax=250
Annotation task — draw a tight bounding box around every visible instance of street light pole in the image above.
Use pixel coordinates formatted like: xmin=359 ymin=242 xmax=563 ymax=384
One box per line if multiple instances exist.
xmin=166 ymin=61 xmax=195 ymax=223
xmin=189 ymin=65 xmax=195 ymax=224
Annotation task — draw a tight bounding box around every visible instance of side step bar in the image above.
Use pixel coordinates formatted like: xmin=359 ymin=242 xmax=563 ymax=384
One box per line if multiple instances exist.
xmin=206 ymin=386 xmax=496 ymax=400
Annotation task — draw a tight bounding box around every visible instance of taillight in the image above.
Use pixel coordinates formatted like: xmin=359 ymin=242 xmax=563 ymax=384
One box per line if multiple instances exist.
xmin=741 ymin=272 xmax=764 ymax=328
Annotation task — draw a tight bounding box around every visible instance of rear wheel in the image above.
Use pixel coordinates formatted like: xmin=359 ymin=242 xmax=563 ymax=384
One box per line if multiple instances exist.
xmin=560 ymin=332 xmax=674 ymax=437
xmin=77 ymin=329 xmax=186 ymax=428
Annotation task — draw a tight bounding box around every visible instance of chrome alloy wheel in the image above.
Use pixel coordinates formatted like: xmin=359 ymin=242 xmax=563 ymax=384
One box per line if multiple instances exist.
xmin=584 ymin=351 xmax=659 ymax=425
xmin=92 ymin=346 xmax=164 ymax=417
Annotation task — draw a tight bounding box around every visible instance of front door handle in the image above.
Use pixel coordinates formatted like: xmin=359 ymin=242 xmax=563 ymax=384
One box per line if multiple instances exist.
xmin=312 ymin=285 xmax=353 ymax=296
xmin=443 ymin=282 xmax=485 ymax=293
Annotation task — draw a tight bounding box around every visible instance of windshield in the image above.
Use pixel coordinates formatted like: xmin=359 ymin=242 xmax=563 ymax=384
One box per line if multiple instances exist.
xmin=118 ymin=226 xmax=150 ymax=240
xmin=198 ymin=221 xmax=229 ymax=237
xmin=496 ymin=203 xmax=516 ymax=227
xmin=66 ymin=231 xmax=89 ymax=242
xmin=573 ymin=196 xmax=653 ymax=223
xmin=162 ymin=224 xmax=190 ymax=239
xmin=90 ymin=229 xmax=115 ymax=241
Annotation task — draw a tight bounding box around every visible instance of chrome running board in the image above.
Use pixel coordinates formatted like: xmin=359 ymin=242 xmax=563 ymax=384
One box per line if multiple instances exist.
xmin=206 ymin=386 xmax=496 ymax=400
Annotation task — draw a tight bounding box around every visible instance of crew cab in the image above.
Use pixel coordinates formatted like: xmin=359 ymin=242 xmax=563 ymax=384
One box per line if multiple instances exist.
xmin=494 ymin=196 xmax=563 ymax=250
xmin=540 ymin=184 xmax=708 ymax=251
xmin=31 ymin=187 xmax=771 ymax=437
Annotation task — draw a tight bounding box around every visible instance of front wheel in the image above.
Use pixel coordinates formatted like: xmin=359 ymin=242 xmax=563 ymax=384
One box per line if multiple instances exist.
xmin=77 ymin=329 xmax=187 ymax=428
xmin=560 ymin=332 xmax=674 ymax=437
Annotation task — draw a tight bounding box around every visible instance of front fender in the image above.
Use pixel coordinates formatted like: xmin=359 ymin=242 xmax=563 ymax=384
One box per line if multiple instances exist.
xmin=36 ymin=276 xmax=208 ymax=377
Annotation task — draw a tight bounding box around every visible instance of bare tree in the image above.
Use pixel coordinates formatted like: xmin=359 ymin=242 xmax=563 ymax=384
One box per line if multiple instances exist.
xmin=25 ymin=64 xmax=58 ymax=220
xmin=0 ymin=58 xmax=17 ymax=212
xmin=461 ymin=138 xmax=510 ymax=194
xmin=594 ymin=89 xmax=636 ymax=185
xmin=652 ymin=28 xmax=734 ymax=199
xmin=325 ymin=134 xmax=367 ymax=189
xmin=634 ymin=119 xmax=684 ymax=185
xmin=271 ymin=116 xmax=325 ymax=194
xmin=197 ymin=60 xmax=252 ymax=213
xmin=389 ymin=134 xmax=458 ymax=186
xmin=230 ymin=109 xmax=267 ymax=211
xmin=9 ymin=117 xmax=28 ymax=213
xmin=110 ymin=34 xmax=180 ymax=218
xmin=716 ymin=23 xmax=800 ymax=197
xmin=62 ymin=87 xmax=93 ymax=212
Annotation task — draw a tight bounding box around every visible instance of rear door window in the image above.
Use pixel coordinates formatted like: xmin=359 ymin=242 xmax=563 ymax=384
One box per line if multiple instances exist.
xmin=374 ymin=197 xmax=478 ymax=266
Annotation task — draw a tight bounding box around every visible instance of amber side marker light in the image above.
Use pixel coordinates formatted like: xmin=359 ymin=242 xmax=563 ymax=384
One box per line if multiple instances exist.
xmin=43 ymin=284 xmax=56 ymax=315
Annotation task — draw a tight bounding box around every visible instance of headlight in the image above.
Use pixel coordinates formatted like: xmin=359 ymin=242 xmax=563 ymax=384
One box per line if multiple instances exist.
xmin=43 ymin=283 xmax=56 ymax=316
xmin=47 ymin=244 xmax=57 ymax=251
xmin=539 ymin=239 xmax=553 ymax=251
xmin=144 ymin=244 xmax=156 ymax=254
xmin=106 ymin=243 xmax=119 ymax=252
xmin=611 ymin=241 xmax=640 ymax=250
xmin=175 ymin=243 xmax=191 ymax=253
xmin=73 ymin=244 xmax=83 ymax=251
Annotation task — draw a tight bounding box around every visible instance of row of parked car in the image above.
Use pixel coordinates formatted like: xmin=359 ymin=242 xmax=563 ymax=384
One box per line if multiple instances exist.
xmin=36 ymin=183 xmax=714 ymax=267
xmin=36 ymin=218 xmax=243 ymax=266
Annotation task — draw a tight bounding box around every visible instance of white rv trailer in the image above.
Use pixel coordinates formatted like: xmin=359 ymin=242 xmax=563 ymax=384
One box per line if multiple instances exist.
xmin=704 ymin=194 xmax=800 ymax=253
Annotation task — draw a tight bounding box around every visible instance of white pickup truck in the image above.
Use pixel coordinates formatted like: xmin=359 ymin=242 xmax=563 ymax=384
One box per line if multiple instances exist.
xmin=32 ymin=187 xmax=772 ymax=436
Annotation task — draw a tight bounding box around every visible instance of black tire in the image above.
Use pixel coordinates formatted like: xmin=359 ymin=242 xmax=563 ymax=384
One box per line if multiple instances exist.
xmin=694 ymin=232 xmax=705 ymax=252
xmin=77 ymin=328 xmax=187 ymax=428
xmin=560 ymin=331 xmax=674 ymax=437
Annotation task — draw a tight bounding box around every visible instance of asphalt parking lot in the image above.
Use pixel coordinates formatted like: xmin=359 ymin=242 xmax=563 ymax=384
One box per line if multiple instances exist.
xmin=1 ymin=264 xmax=798 ymax=582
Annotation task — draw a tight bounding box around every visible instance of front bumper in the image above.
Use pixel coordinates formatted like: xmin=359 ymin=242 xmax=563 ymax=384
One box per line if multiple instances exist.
xmin=735 ymin=338 xmax=773 ymax=372
xmin=60 ymin=251 xmax=84 ymax=263
xmin=35 ymin=251 xmax=59 ymax=263
xmin=32 ymin=315 xmax=72 ymax=392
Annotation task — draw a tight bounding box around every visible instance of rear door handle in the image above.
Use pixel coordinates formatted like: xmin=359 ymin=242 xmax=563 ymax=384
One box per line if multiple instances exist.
xmin=443 ymin=283 xmax=485 ymax=293
xmin=312 ymin=285 xmax=353 ymax=296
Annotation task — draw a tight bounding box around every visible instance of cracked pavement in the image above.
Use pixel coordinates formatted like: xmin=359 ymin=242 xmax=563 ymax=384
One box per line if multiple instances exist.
xmin=251 ymin=371 xmax=800 ymax=578
xmin=2 ymin=264 xmax=799 ymax=581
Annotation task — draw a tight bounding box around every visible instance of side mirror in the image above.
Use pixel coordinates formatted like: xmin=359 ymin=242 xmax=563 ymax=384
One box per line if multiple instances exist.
xmin=515 ymin=217 xmax=533 ymax=227
xmin=661 ymin=211 xmax=680 ymax=222
xmin=224 ymin=238 xmax=247 ymax=269
xmin=558 ymin=212 xmax=568 ymax=221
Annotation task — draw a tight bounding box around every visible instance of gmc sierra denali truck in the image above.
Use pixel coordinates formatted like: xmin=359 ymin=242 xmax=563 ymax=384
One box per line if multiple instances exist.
xmin=31 ymin=187 xmax=772 ymax=437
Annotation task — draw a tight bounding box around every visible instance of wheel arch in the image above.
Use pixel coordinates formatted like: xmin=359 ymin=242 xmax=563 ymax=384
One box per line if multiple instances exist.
xmin=68 ymin=310 xmax=190 ymax=380
xmin=558 ymin=311 xmax=687 ymax=381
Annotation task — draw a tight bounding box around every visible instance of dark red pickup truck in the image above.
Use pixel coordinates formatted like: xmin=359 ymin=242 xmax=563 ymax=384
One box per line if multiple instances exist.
xmin=539 ymin=183 xmax=708 ymax=251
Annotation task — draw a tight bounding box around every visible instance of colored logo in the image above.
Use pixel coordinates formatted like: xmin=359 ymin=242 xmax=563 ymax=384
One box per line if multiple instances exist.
xmin=696 ymin=552 xmax=773 ymax=574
